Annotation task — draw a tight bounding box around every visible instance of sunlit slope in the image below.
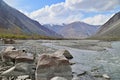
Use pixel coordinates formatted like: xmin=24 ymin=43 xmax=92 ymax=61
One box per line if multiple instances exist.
xmin=94 ymin=11 xmax=120 ymax=40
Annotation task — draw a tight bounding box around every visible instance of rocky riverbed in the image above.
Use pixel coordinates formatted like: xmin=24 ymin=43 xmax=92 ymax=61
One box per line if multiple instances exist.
xmin=0 ymin=40 xmax=120 ymax=80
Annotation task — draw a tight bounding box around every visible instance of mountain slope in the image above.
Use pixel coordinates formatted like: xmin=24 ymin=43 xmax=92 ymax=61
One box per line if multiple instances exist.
xmin=44 ymin=22 xmax=100 ymax=39
xmin=43 ymin=24 xmax=65 ymax=34
xmin=94 ymin=11 xmax=120 ymax=40
xmin=0 ymin=0 xmax=62 ymax=38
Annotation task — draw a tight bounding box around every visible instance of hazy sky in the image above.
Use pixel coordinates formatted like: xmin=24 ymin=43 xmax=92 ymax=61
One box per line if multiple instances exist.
xmin=4 ymin=0 xmax=120 ymax=25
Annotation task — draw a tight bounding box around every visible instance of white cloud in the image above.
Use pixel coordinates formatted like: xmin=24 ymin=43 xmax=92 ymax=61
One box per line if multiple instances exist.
xmin=83 ymin=14 xmax=113 ymax=25
xmin=28 ymin=2 xmax=83 ymax=24
xmin=6 ymin=0 xmax=119 ymax=25
xmin=65 ymin=0 xmax=120 ymax=11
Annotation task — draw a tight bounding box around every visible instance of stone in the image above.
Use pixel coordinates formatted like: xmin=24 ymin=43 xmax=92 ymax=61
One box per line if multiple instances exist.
xmin=79 ymin=74 xmax=95 ymax=80
xmin=2 ymin=46 xmax=34 ymax=64
xmin=1 ymin=66 xmax=16 ymax=76
xmin=77 ymin=71 xmax=86 ymax=76
xmin=72 ymin=75 xmax=80 ymax=80
xmin=51 ymin=76 xmax=67 ymax=80
xmin=1 ymin=46 xmax=28 ymax=63
xmin=3 ymin=50 xmax=27 ymax=63
xmin=53 ymin=49 xmax=73 ymax=59
xmin=2 ymin=39 xmax=15 ymax=44
xmin=15 ymin=55 xmax=34 ymax=64
xmin=1 ymin=63 xmax=35 ymax=78
xmin=4 ymin=46 xmax=16 ymax=52
xmin=69 ymin=61 xmax=76 ymax=65
xmin=17 ymin=75 xmax=29 ymax=79
xmin=16 ymin=79 xmax=21 ymax=80
xmin=102 ymin=74 xmax=110 ymax=79
xmin=3 ymin=50 xmax=27 ymax=59
xmin=36 ymin=54 xmax=72 ymax=80
xmin=0 ymin=46 xmax=16 ymax=62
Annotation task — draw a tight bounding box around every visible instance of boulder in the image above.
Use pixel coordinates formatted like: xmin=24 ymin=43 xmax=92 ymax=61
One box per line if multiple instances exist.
xmin=4 ymin=46 xmax=16 ymax=52
xmin=51 ymin=76 xmax=67 ymax=80
xmin=53 ymin=49 xmax=73 ymax=59
xmin=15 ymin=55 xmax=34 ymax=64
xmin=3 ymin=50 xmax=27 ymax=62
xmin=1 ymin=46 xmax=28 ymax=63
xmin=36 ymin=54 xmax=72 ymax=80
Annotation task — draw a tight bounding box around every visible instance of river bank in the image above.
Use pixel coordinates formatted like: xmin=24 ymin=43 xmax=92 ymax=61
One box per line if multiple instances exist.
xmin=0 ymin=40 xmax=120 ymax=80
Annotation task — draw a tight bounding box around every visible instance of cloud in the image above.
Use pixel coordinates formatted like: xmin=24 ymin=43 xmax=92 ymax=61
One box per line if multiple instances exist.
xmin=65 ymin=0 xmax=120 ymax=11
xmin=6 ymin=0 xmax=120 ymax=25
xmin=83 ymin=14 xmax=114 ymax=25
xmin=28 ymin=2 xmax=83 ymax=24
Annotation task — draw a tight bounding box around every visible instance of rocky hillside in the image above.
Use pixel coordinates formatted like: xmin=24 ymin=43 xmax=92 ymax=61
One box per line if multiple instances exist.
xmin=44 ymin=22 xmax=100 ymax=39
xmin=94 ymin=11 xmax=120 ymax=40
xmin=0 ymin=0 xmax=62 ymax=38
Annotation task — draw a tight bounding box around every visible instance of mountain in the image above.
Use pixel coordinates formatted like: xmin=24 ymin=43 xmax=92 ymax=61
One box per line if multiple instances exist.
xmin=43 ymin=24 xmax=65 ymax=34
xmin=44 ymin=22 xmax=100 ymax=39
xmin=0 ymin=0 xmax=62 ymax=38
xmin=94 ymin=11 xmax=120 ymax=40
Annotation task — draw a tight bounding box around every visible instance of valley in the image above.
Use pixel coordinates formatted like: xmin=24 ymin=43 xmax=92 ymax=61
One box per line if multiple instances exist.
xmin=0 ymin=0 xmax=120 ymax=80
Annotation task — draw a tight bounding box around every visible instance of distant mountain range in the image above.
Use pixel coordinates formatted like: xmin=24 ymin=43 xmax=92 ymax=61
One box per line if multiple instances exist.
xmin=94 ymin=11 xmax=120 ymax=40
xmin=44 ymin=22 xmax=100 ymax=39
xmin=0 ymin=0 xmax=62 ymax=38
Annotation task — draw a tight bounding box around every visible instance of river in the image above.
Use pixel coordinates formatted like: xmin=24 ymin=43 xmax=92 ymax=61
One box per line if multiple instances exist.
xmin=41 ymin=40 xmax=120 ymax=80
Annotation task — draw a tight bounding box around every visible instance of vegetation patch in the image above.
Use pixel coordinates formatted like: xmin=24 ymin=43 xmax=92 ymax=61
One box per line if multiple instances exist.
xmin=88 ymin=36 xmax=120 ymax=41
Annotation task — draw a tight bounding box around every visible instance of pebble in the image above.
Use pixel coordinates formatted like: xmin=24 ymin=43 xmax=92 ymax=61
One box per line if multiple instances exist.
xmin=102 ymin=74 xmax=110 ymax=79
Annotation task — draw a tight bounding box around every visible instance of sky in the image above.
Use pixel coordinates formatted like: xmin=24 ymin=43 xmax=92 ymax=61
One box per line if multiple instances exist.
xmin=3 ymin=0 xmax=120 ymax=25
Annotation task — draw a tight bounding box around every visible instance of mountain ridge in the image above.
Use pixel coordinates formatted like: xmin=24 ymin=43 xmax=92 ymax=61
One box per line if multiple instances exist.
xmin=96 ymin=12 xmax=120 ymax=36
xmin=93 ymin=11 xmax=120 ymax=40
xmin=0 ymin=0 xmax=62 ymax=38
xmin=44 ymin=21 xmax=100 ymax=39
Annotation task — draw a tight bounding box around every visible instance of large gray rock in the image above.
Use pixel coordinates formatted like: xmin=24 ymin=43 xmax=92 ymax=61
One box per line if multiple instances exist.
xmin=1 ymin=46 xmax=28 ymax=63
xmin=51 ymin=76 xmax=67 ymax=80
xmin=0 ymin=46 xmax=15 ymax=62
xmin=36 ymin=54 xmax=72 ymax=80
xmin=15 ymin=55 xmax=34 ymax=64
xmin=4 ymin=46 xmax=16 ymax=52
xmin=53 ymin=49 xmax=73 ymax=59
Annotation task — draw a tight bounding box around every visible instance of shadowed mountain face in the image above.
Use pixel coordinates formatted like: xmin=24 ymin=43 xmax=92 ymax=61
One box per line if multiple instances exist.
xmin=0 ymin=0 xmax=62 ymax=38
xmin=95 ymin=11 xmax=120 ymax=39
xmin=44 ymin=22 xmax=100 ymax=39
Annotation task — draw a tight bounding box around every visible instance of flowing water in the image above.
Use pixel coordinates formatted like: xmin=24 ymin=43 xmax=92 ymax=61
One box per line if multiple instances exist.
xmin=41 ymin=40 xmax=120 ymax=80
